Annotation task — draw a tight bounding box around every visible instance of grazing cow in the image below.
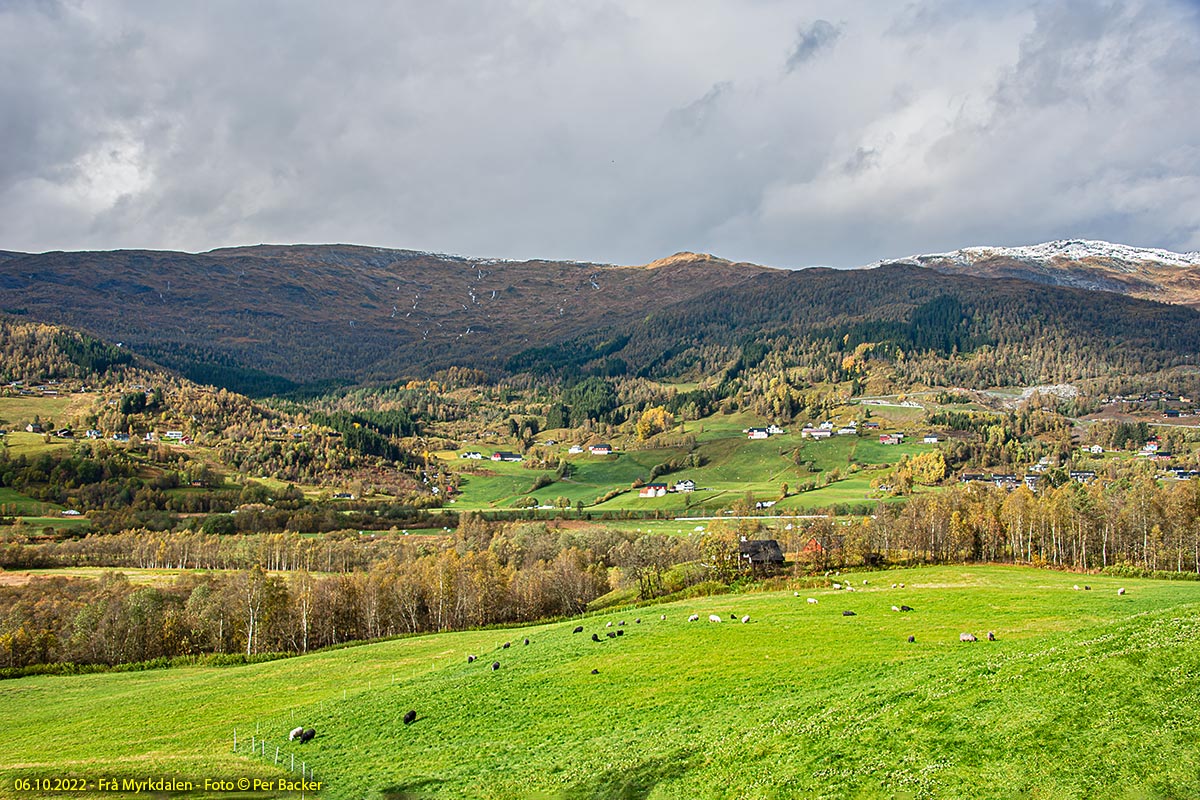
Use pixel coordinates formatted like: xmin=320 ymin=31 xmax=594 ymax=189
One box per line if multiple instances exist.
xmin=502 ymin=642 xmax=510 ymax=649
xmin=892 ymin=605 xmax=900 ymax=612
xmin=573 ymin=626 xmax=584 ymax=634
xmin=843 ymin=610 xmax=856 ymax=617
xmin=960 ymin=633 xmax=976 ymax=642
xmin=807 ymin=598 xmax=818 ymax=604
xmin=741 ymin=615 xmax=750 ymax=624
xmin=300 ymin=729 xmax=316 ymax=743
xmin=289 ymin=727 xmax=304 ymax=741
xmin=524 ymin=638 xmax=530 ymax=646
xmin=592 ymin=633 xmax=601 ymax=642
xmin=709 ymin=614 xmax=722 ymax=623
xmin=1118 ymin=587 xmax=1126 ymax=596
xmin=900 ymin=605 xmax=913 ymax=612
xmin=607 ymin=632 xmax=616 ymax=639
xmin=688 ymin=614 xmax=700 ymax=622
xmin=987 ymin=631 xmax=995 ymax=641
xmin=491 ymin=661 xmax=500 ymax=671
xmin=591 ymin=669 xmax=599 ymax=674
xmin=907 ymin=635 xmax=915 ymax=643
xmin=467 ymin=655 xmax=476 ymax=663
xmin=403 ymin=710 xmax=417 ymax=725
xmin=616 ymin=629 xmax=624 ymax=636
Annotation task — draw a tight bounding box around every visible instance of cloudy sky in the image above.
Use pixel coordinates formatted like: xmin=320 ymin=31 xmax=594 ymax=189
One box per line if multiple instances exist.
xmin=2 ymin=1 xmax=1199 ymax=267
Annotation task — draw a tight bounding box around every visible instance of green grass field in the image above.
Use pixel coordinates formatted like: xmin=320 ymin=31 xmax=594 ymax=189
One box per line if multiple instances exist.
xmin=6 ymin=565 xmax=1200 ymax=799
xmin=446 ymin=419 xmax=936 ymax=515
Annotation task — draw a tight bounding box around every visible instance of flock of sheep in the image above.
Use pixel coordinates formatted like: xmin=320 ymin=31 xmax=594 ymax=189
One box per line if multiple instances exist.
xmin=286 ymin=577 xmax=1131 ymax=740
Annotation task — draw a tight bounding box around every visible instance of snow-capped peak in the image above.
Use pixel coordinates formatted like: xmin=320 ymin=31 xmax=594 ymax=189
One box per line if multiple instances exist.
xmin=884 ymin=239 xmax=1200 ymax=270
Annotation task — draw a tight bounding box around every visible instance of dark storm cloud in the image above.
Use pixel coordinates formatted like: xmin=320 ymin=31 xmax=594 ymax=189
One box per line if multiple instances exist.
xmin=1 ymin=1 xmax=1198 ymax=267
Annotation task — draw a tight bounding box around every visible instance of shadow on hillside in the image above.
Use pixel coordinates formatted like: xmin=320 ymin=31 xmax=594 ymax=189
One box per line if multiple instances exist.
xmin=380 ymin=777 xmax=445 ymax=799
xmin=558 ymin=747 xmax=695 ymax=800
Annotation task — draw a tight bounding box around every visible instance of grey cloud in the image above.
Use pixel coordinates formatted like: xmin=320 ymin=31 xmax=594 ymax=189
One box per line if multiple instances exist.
xmin=785 ymin=19 xmax=842 ymax=71
xmin=1 ymin=1 xmax=1198 ymax=267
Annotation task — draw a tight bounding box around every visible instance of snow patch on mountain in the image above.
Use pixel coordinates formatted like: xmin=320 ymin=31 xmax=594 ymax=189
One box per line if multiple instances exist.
xmin=883 ymin=239 xmax=1200 ymax=270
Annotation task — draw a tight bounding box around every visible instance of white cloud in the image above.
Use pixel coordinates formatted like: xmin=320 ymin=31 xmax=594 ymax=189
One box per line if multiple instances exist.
xmin=1 ymin=0 xmax=1198 ymax=266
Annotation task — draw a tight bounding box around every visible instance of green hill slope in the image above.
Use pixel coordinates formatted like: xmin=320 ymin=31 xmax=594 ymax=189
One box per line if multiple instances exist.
xmin=6 ymin=565 xmax=1200 ymax=799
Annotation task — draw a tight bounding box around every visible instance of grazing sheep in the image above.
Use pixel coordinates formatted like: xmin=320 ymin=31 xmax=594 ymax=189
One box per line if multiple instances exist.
xmin=523 ymin=638 xmax=530 ymax=646
xmin=289 ymin=727 xmax=304 ymax=741
xmin=833 ymin=583 xmax=842 ymax=590
xmin=491 ymin=661 xmax=500 ymax=671
xmin=635 ymin=618 xmax=641 ymax=624
xmin=616 ymin=629 xmax=624 ymax=636
xmin=729 ymin=614 xmax=737 ymax=621
xmin=987 ymin=631 xmax=996 ymax=641
xmin=403 ymin=710 xmax=416 ymax=725
xmin=794 ymin=591 xmax=799 ymax=597
xmin=892 ymin=583 xmax=897 ymax=589
xmin=899 ymin=583 xmax=905 ymax=588
xmin=900 ymin=605 xmax=913 ymax=612
xmin=573 ymin=626 xmax=584 ymax=634
xmin=843 ymin=610 xmax=856 ymax=617
xmin=1073 ymin=585 xmax=1080 ymax=591
xmin=863 ymin=580 xmax=868 ymax=585
xmin=807 ymin=598 xmax=818 ymax=604
xmin=1118 ymin=587 xmax=1126 ymax=596
xmin=660 ymin=614 xmax=666 ymax=621
xmin=1084 ymin=585 xmax=1091 ymax=590
xmin=891 ymin=605 xmax=900 ymax=612
xmin=618 ymin=620 xmax=625 ymax=626
xmin=709 ymin=614 xmax=722 ymax=623
xmin=467 ymin=655 xmax=476 ymax=663
xmin=907 ymin=635 xmax=915 ymax=643
xmin=502 ymin=642 xmax=510 ymax=649
xmin=591 ymin=668 xmax=599 ymax=674
xmin=592 ymin=633 xmax=601 ymax=642
xmin=607 ymin=632 xmax=616 ymax=639
xmin=300 ymin=729 xmax=316 ymax=743
xmin=960 ymin=633 xmax=977 ymax=642
xmin=688 ymin=614 xmax=700 ymax=622
xmin=606 ymin=622 xmax=613 ymax=628
xmin=741 ymin=615 xmax=750 ymax=624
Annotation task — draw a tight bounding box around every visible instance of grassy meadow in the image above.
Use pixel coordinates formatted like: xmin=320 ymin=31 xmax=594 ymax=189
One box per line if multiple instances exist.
xmin=445 ymin=409 xmax=934 ymax=515
xmin=6 ymin=565 xmax=1200 ymax=799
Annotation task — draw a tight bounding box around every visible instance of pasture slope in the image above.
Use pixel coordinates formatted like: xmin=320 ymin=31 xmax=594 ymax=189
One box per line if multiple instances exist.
xmin=5 ymin=565 xmax=1200 ymax=799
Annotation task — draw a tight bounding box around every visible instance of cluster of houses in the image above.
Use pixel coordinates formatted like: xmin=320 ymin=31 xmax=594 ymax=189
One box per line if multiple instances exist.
xmin=638 ymin=479 xmax=695 ymax=497
xmin=16 ymin=423 xmax=193 ymax=445
xmin=744 ymin=424 xmax=785 ymax=440
xmin=959 ymin=470 xmax=1097 ymax=491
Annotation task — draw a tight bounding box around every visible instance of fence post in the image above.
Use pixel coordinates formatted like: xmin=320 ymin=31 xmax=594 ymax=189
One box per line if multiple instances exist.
xmin=232 ymin=730 xmax=237 ymax=752
xmin=275 ymin=746 xmax=279 ymax=764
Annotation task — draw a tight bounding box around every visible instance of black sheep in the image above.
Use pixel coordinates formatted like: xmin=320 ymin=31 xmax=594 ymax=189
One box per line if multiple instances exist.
xmin=524 ymin=638 xmax=530 ymax=646
xmin=843 ymin=610 xmax=856 ymax=616
xmin=467 ymin=654 xmax=476 ymax=663
xmin=592 ymin=633 xmax=601 ymax=642
xmin=300 ymin=728 xmax=315 ymax=743
xmin=591 ymin=668 xmax=599 ymax=674
xmin=403 ymin=710 xmax=417 ymax=725
xmin=907 ymin=635 xmax=915 ymax=643
xmin=616 ymin=629 xmax=624 ymax=636
xmin=900 ymin=605 xmax=914 ymax=612
xmin=503 ymin=642 xmax=510 ymax=649
xmin=491 ymin=661 xmax=500 ymax=671
xmin=573 ymin=626 xmax=584 ymax=634
xmin=606 ymin=632 xmax=616 ymax=638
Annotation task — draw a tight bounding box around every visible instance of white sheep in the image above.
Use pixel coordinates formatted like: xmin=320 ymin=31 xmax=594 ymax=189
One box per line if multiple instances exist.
xmin=688 ymin=614 xmax=699 ymax=622
xmin=891 ymin=605 xmax=900 ymax=612
xmin=1118 ymin=587 xmax=1126 ymax=596
xmin=709 ymin=614 xmax=722 ymax=623
xmin=807 ymin=598 xmax=818 ymax=604
xmin=741 ymin=615 xmax=750 ymax=623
